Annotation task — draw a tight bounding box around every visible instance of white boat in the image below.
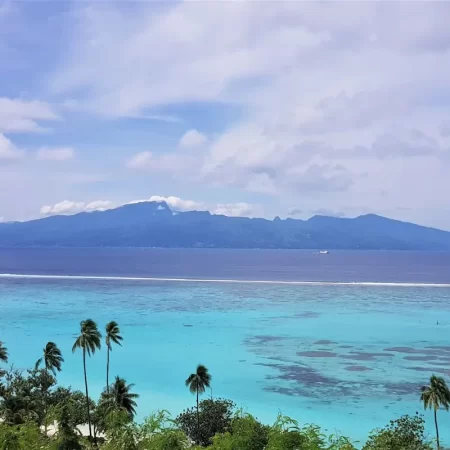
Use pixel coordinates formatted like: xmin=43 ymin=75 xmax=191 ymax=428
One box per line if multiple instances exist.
xmin=319 ymin=250 xmax=329 ymax=254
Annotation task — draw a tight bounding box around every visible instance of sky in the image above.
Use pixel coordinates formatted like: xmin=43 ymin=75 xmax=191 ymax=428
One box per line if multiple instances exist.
xmin=1 ymin=1 xmax=450 ymax=229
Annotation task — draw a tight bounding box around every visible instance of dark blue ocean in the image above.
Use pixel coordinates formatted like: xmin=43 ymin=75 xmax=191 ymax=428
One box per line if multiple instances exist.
xmin=1 ymin=249 xmax=450 ymax=447
xmin=1 ymin=248 xmax=450 ymax=283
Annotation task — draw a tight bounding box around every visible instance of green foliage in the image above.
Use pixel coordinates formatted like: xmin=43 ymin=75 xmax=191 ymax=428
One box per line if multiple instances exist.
xmin=266 ymin=414 xmax=305 ymax=450
xmin=267 ymin=417 xmax=357 ymax=450
xmin=421 ymin=375 xmax=450 ymax=413
xmin=101 ymin=377 xmax=139 ymax=419
xmin=100 ymin=409 xmax=138 ymax=450
xmin=0 ymin=342 xmax=8 ymax=364
xmin=205 ymin=413 xmax=357 ymax=450
xmin=105 ymin=322 xmax=123 ymax=351
xmin=36 ymin=342 xmax=64 ymax=376
xmin=72 ymin=320 xmax=102 ymax=356
xmin=50 ymin=402 xmax=83 ymax=450
xmin=105 ymin=321 xmax=123 ymax=395
xmin=0 ymin=323 xmax=448 ymax=450
xmin=327 ymin=433 xmax=357 ymax=450
xmin=0 ymin=368 xmax=56 ymax=425
xmin=138 ymin=411 xmax=189 ymax=450
xmin=206 ymin=410 xmax=270 ymax=450
xmin=49 ymin=387 xmax=93 ymax=431
xmin=0 ymin=421 xmax=46 ymax=450
xmin=72 ymin=318 xmax=102 ymax=442
xmin=176 ymin=398 xmax=235 ymax=446
xmin=420 ymin=374 xmax=450 ymax=448
xmin=362 ymin=414 xmax=433 ymax=450
xmin=185 ymin=365 xmax=212 ymax=396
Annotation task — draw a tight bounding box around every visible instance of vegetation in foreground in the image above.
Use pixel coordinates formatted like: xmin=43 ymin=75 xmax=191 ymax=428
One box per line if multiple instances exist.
xmin=1 ymin=319 xmax=450 ymax=450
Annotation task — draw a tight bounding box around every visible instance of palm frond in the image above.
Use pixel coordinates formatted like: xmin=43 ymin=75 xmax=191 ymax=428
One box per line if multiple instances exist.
xmin=35 ymin=358 xmax=43 ymax=371
xmin=106 ymin=321 xmax=123 ymax=350
xmin=185 ymin=365 xmax=212 ymax=395
xmin=73 ymin=319 xmax=101 ymax=356
xmin=0 ymin=341 xmax=8 ymax=363
xmin=72 ymin=337 xmax=82 ymax=353
xmin=42 ymin=342 xmax=64 ymax=375
xmin=421 ymin=375 xmax=450 ymax=412
xmin=185 ymin=374 xmax=196 ymax=387
xmin=107 ymin=376 xmax=139 ymax=417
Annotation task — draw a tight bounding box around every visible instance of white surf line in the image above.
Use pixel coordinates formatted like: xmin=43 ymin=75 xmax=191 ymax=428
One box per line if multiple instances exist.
xmin=1 ymin=273 xmax=450 ymax=287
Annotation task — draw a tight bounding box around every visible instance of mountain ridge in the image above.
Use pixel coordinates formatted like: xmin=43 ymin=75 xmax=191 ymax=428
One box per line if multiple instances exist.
xmin=0 ymin=202 xmax=449 ymax=250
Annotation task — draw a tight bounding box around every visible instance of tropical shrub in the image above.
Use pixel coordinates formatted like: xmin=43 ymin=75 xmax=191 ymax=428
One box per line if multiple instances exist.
xmin=362 ymin=414 xmax=433 ymax=450
xmin=176 ymin=398 xmax=235 ymax=446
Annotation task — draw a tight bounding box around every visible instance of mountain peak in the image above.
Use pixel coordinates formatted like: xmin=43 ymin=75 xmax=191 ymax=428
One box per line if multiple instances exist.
xmin=117 ymin=200 xmax=172 ymax=213
xmin=0 ymin=204 xmax=449 ymax=249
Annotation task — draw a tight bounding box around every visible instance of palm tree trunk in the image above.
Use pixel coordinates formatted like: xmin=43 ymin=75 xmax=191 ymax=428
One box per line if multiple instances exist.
xmin=83 ymin=348 xmax=93 ymax=440
xmin=196 ymin=388 xmax=199 ymax=445
xmin=434 ymin=408 xmax=440 ymax=449
xmin=44 ymin=383 xmax=48 ymax=435
xmin=106 ymin=347 xmax=110 ymax=394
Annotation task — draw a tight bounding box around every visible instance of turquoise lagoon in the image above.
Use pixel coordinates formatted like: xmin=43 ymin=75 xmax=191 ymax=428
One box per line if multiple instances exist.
xmin=1 ymin=276 xmax=450 ymax=446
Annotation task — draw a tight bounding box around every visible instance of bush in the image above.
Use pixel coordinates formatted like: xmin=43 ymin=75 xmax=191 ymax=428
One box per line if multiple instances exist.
xmin=207 ymin=411 xmax=269 ymax=450
xmin=176 ymin=398 xmax=235 ymax=446
xmin=139 ymin=410 xmax=189 ymax=450
xmin=362 ymin=414 xmax=433 ymax=450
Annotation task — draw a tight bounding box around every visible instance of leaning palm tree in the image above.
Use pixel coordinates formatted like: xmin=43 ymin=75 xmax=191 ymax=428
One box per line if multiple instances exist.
xmin=36 ymin=342 xmax=64 ymax=375
xmin=0 ymin=341 xmax=8 ymax=363
xmin=105 ymin=321 xmax=123 ymax=393
xmin=185 ymin=364 xmax=211 ymax=444
xmin=35 ymin=342 xmax=64 ymax=434
xmin=72 ymin=319 xmax=101 ymax=441
xmin=421 ymin=375 xmax=450 ymax=449
xmin=106 ymin=376 xmax=139 ymax=419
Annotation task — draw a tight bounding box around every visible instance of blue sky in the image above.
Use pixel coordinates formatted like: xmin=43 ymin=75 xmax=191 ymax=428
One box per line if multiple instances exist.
xmin=1 ymin=1 xmax=450 ymax=229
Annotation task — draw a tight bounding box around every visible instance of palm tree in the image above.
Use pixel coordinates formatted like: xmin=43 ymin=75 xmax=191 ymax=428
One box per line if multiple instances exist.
xmin=0 ymin=341 xmax=8 ymax=363
xmin=72 ymin=319 xmax=101 ymax=441
xmin=185 ymin=364 xmax=211 ymax=443
xmin=105 ymin=321 xmax=123 ymax=393
xmin=421 ymin=375 xmax=450 ymax=449
xmin=107 ymin=376 xmax=139 ymax=418
xmin=35 ymin=342 xmax=64 ymax=434
xmin=36 ymin=342 xmax=64 ymax=375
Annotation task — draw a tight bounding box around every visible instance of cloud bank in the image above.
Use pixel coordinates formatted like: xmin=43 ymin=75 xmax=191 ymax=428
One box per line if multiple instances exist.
xmin=40 ymin=196 xmax=261 ymax=219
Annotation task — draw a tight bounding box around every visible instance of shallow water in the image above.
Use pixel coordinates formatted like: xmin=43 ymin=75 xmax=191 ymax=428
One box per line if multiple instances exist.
xmin=1 ymin=275 xmax=450 ymax=446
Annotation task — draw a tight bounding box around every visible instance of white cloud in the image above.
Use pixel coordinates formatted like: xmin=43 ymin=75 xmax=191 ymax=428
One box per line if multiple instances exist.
xmin=127 ymin=152 xmax=153 ymax=170
xmin=36 ymin=147 xmax=75 ymax=161
xmin=213 ymin=202 xmax=257 ymax=217
xmin=131 ymin=195 xmax=206 ymax=212
xmin=50 ymin=2 xmax=330 ymax=116
xmin=129 ymin=113 xmax=182 ymax=124
xmin=63 ymin=173 xmax=110 ymax=184
xmin=309 ymin=208 xmax=346 ymax=218
xmin=0 ymin=98 xmax=58 ymax=133
xmin=149 ymin=195 xmax=203 ymax=212
xmin=40 ymin=200 xmax=115 ymax=216
xmin=440 ymin=121 xmax=450 ymax=138
xmin=0 ymin=133 xmax=24 ymax=160
xmin=8 ymin=2 xmax=450 ymax=227
xmin=40 ymin=195 xmax=260 ymax=219
xmin=179 ymin=129 xmax=207 ymax=148
xmin=127 ymin=151 xmax=197 ymax=175
xmin=130 ymin=196 xmax=261 ymax=217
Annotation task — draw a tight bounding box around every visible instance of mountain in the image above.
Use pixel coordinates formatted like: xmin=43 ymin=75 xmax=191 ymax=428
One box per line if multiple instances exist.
xmin=0 ymin=201 xmax=449 ymax=250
